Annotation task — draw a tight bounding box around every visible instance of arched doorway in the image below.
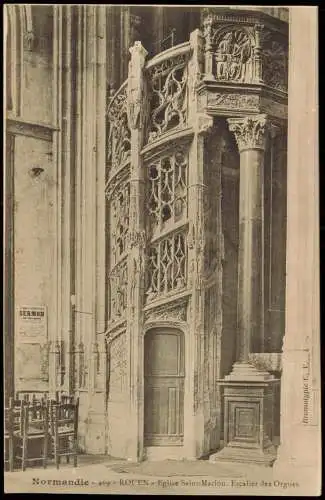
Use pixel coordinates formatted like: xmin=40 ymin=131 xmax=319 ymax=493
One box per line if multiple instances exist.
xmin=144 ymin=328 xmax=185 ymax=446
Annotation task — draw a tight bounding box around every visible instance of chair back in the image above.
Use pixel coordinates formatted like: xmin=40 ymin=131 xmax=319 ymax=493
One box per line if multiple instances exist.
xmin=8 ymin=398 xmax=26 ymax=436
xmin=49 ymin=398 xmax=79 ymax=437
xmin=23 ymin=400 xmax=48 ymax=437
xmin=16 ymin=391 xmax=49 ymax=403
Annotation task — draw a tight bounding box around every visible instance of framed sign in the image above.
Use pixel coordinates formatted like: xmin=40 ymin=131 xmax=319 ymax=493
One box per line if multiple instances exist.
xmin=16 ymin=305 xmax=47 ymax=343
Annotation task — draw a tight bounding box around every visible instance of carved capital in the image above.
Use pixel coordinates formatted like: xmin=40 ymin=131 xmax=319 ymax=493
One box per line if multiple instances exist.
xmin=227 ymin=114 xmax=269 ymax=152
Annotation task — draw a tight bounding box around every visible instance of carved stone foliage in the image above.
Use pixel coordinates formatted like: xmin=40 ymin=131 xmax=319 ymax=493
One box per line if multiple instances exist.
xmin=108 ymin=332 xmax=127 ymax=401
xmin=146 ymin=149 xmax=188 ymax=239
xmin=208 ymin=93 xmax=260 ymax=111
xmin=109 ymin=258 xmax=128 ymax=321
xmin=106 ymin=83 xmax=131 ymax=175
xmin=146 ymin=231 xmax=187 ymax=302
xmin=110 ymin=181 xmax=130 ymax=266
xmin=213 ymin=28 xmax=254 ymax=83
xmin=262 ymin=35 xmax=288 ymax=92
xmin=227 ymin=114 xmax=269 ymax=152
xmin=144 ymin=300 xmax=187 ymax=324
xmin=147 ymin=51 xmax=190 ymax=143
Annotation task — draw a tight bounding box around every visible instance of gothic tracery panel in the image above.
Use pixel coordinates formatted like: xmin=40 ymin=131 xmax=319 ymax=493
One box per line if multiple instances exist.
xmin=146 ymin=231 xmax=187 ymax=301
xmin=106 ymin=83 xmax=131 ymax=175
xmin=262 ymin=35 xmax=288 ymax=92
xmin=147 ymin=51 xmax=190 ymax=143
xmin=110 ymin=181 xmax=130 ymax=266
xmin=146 ymin=150 xmax=188 ymax=238
xmin=110 ymin=258 xmax=128 ymax=321
xmin=108 ymin=333 xmax=127 ymax=401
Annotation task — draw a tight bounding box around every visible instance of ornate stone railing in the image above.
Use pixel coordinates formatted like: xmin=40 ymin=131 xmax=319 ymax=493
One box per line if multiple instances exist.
xmin=145 ymin=42 xmax=191 ymax=145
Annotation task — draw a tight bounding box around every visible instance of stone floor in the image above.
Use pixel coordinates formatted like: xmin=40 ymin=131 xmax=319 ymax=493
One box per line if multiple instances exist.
xmin=4 ymin=454 xmax=317 ymax=495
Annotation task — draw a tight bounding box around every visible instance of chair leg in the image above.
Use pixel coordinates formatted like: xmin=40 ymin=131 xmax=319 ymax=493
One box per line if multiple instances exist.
xmin=43 ymin=437 xmax=48 ymax=469
xmin=54 ymin=436 xmax=60 ymax=470
xmin=73 ymin=436 xmax=78 ymax=468
xmin=9 ymin=438 xmax=14 ymax=472
xmin=22 ymin=438 xmax=27 ymax=472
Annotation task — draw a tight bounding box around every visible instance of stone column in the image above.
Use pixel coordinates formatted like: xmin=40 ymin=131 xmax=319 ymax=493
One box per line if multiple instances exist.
xmin=49 ymin=4 xmax=63 ymax=398
xmin=210 ymin=115 xmax=278 ymax=466
xmin=273 ymin=8 xmax=320 ymax=489
xmin=126 ymin=41 xmax=147 ymax=462
xmin=265 ymin=125 xmax=287 ymax=353
xmin=228 ymin=115 xmax=268 ymax=369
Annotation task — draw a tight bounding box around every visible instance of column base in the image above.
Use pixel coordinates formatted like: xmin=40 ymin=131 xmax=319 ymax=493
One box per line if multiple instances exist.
xmin=215 ymin=362 xmax=279 ymax=467
xmin=224 ymin=361 xmax=274 ymax=381
xmin=210 ymin=444 xmax=277 ymax=466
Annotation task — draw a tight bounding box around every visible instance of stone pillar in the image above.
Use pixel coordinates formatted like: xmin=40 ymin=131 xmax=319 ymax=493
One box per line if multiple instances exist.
xmin=73 ymin=5 xmax=106 ymax=452
xmin=210 ymin=115 xmax=279 ymax=466
xmin=228 ymin=115 xmax=268 ymax=365
xmin=125 ymin=41 xmax=147 ymax=462
xmin=49 ymin=4 xmax=63 ymax=399
xmin=273 ymin=8 xmax=321 ymax=489
xmin=265 ymin=125 xmax=287 ymax=353
xmin=187 ymin=29 xmax=213 ymax=459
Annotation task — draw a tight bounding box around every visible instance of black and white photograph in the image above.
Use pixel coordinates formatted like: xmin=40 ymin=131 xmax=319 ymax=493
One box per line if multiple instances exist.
xmin=3 ymin=4 xmax=320 ymax=495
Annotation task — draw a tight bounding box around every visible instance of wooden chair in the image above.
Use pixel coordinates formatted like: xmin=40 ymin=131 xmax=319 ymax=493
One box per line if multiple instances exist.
xmin=15 ymin=400 xmax=49 ymax=471
xmin=5 ymin=399 xmax=25 ymax=471
xmin=4 ymin=399 xmax=14 ymax=471
xmin=49 ymin=397 xmax=79 ymax=469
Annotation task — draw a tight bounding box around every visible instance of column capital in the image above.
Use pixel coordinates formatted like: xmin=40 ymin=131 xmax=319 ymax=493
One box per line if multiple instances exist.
xmin=227 ymin=114 xmax=269 ymax=152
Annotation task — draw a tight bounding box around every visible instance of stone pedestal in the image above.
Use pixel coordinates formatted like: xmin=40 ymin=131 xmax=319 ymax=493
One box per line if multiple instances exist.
xmin=210 ymin=363 xmax=279 ymax=465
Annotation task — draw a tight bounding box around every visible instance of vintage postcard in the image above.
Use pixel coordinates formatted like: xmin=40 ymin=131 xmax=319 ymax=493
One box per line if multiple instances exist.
xmin=4 ymin=4 xmax=321 ymax=496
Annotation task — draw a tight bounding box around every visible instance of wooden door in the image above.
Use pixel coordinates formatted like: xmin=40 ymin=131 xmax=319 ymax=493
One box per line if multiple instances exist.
xmin=144 ymin=329 xmax=185 ymax=446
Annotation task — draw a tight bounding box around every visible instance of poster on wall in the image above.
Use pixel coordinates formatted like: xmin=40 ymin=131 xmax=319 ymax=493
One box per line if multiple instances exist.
xmin=16 ymin=305 xmax=47 ymax=343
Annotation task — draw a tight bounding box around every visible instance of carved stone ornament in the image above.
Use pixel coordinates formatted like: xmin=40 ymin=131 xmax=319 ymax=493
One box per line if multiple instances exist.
xmin=197 ymin=114 xmax=214 ymax=135
xmin=128 ymin=229 xmax=147 ymax=250
xmin=213 ymin=28 xmax=254 ymax=83
xmin=144 ymin=301 xmax=187 ymax=324
xmin=262 ymin=35 xmax=288 ymax=92
xmin=106 ymin=83 xmax=131 ymax=172
xmin=227 ymin=114 xmax=269 ymax=152
xmin=208 ymin=93 xmax=260 ymax=111
xmin=127 ymin=42 xmax=148 ymax=130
